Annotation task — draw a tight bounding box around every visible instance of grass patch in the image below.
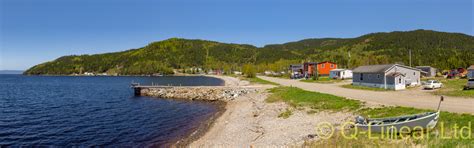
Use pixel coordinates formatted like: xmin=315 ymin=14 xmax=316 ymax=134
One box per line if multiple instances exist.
xmin=300 ymin=76 xmax=344 ymax=84
xmin=266 ymin=86 xmax=362 ymax=111
xmin=341 ymin=84 xmax=392 ymax=91
xmin=430 ymin=78 xmax=474 ymax=98
xmin=278 ymin=108 xmax=293 ymax=119
xmin=265 ymin=85 xmax=474 ymax=146
xmin=243 ymin=77 xmax=279 ymax=85
xmin=308 ymin=106 xmax=474 ymax=147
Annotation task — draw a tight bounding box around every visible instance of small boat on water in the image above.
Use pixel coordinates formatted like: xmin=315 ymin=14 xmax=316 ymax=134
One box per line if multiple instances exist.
xmin=355 ymin=96 xmax=444 ymax=133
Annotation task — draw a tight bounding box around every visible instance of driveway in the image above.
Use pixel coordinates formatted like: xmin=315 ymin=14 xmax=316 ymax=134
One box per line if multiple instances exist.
xmin=259 ymin=76 xmax=474 ymax=114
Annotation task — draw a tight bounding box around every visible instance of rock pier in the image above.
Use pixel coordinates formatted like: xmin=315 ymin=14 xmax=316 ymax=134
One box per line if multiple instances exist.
xmin=132 ymin=85 xmax=256 ymax=101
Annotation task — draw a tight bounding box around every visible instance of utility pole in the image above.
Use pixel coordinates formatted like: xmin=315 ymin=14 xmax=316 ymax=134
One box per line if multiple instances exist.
xmin=409 ymin=49 xmax=412 ymax=67
xmin=348 ymin=51 xmax=351 ymax=69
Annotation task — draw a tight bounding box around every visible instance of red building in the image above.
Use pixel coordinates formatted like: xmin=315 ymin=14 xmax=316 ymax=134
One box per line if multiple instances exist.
xmin=303 ymin=62 xmax=317 ymax=76
xmin=317 ymin=61 xmax=337 ymax=75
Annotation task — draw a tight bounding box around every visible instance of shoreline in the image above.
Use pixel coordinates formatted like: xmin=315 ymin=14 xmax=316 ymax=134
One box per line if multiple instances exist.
xmin=147 ymin=99 xmax=227 ymax=147
xmin=142 ymin=75 xmax=246 ymax=147
xmin=171 ymin=75 xmax=242 ymax=146
xmin=173 ymin=101 xmax=227 ymax=147
xmin=189 ymin=76 xmax=355 ymax=147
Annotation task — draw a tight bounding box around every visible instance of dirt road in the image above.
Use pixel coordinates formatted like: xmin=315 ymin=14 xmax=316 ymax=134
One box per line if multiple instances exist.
xmin=259 ymin=76 xmax=474 ymax=114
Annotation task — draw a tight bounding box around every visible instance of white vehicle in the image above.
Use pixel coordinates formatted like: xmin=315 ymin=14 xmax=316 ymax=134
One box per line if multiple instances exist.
xmin=464 ymin=79 xmax=474 ymax=90
xmin=423 ymin=80 xmax=443 ymax=89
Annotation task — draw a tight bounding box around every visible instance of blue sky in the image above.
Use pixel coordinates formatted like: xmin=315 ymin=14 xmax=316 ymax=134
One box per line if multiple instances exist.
xmin=0 ymin=0 xmax=472 ymax=70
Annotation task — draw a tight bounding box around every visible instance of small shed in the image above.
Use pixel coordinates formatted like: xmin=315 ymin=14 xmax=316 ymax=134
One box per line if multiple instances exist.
xmin=416 ymin=66 xmax=437 ymax=77
xmin=329 ymin=69 xmax=353 ymax=79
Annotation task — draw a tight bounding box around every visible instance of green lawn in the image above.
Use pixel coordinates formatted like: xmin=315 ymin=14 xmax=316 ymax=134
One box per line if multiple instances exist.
xmin=266 ymin=86 xmax=474 ymax=147
xmin=300 ymin=76 xmax=344 ymax=83
xmin=266 ymin=86 xmax=362 ymax=112
xmin=341 ymin=84 xmax=392 ymax=91
xmin=430 ymin=78 xmax=474 ymax=98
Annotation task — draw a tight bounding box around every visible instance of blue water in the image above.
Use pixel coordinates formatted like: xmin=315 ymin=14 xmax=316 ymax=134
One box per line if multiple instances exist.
xmin=0 ymin=75 xmax=225 ymax=146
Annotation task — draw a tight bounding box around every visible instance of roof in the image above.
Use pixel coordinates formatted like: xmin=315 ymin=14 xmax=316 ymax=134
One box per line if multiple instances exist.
xmin=289 ymin=64 xmax=303 ymax=69
xmin=317 ymin=61 xmax=336 ymax=64
xmin=415 ymin=66 xmax=435 ymax=68
xmin=353 ymin=64 xmax=395 ymax=73
xmin=353 ymin=64 xmax=422 ymax=73
xmin=468 ymin=65 xmax=474 ymax=70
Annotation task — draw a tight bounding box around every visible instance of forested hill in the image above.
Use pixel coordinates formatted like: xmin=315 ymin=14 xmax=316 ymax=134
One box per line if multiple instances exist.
xmin=24 ymin=30 xmax=474 ymax=75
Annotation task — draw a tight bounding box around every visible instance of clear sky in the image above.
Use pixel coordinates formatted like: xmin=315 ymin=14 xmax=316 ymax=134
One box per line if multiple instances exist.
xmin=0 ymin=0 xmax=472 ymax=70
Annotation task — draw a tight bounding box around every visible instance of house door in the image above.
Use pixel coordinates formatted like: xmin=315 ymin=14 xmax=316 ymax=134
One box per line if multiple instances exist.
xmin=395 ymin=76 xmax=406 ymax=90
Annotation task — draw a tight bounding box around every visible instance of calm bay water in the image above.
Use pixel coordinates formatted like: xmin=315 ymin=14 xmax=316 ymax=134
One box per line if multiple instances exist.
xmin=0 ymin=75 xmax=224 ymax=146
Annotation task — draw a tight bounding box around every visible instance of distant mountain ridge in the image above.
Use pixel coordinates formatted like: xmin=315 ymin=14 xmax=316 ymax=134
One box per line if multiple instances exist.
xmin=24 ymin=30 xmax=474 ymax=75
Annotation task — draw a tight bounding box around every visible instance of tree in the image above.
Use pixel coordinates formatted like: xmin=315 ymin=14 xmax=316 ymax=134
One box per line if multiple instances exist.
xmin=242 ymin=64 xmax=256 ymax=78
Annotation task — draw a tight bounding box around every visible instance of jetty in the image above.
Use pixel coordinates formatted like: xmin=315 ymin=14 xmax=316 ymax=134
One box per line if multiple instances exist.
xmin=131 ymin=83 xmax=255 ymax=101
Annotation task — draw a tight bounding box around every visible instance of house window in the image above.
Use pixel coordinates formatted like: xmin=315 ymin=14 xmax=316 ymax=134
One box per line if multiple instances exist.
xmin=399 ymin=77 xmax=402 ymax=84
xmin=330 ymin=64 xmax=334 ymax=68
xmin=360 ymin=73 xmax=364 ymax=81
xmin=377 ymin=74 xmax=380 ymax=79
xmin=413 ymin=72 xmax=416 ymax=75
xmin=321 ymin=64 xmax=325 ymax=68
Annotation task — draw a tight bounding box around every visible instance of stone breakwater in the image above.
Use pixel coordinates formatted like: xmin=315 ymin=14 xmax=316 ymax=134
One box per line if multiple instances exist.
xmin=137 ymin=86 xmax=256 ymax=101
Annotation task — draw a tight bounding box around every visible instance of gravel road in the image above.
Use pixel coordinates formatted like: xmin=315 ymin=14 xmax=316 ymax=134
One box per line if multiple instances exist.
xmin=259 ymin=76 xmax=474 ymax=114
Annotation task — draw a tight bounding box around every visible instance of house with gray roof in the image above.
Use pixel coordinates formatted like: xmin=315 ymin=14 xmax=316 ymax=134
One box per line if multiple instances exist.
xmin=352 ymin=64 xmax=423 ymax=90
xmin=468 ymin=65 xmax=474 ymax=79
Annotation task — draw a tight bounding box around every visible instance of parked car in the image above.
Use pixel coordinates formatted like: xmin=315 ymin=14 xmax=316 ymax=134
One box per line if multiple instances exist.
xmin=464 ymin=79 xmax=474 ymax=90
xmin=423 ymin=80 xmax=443 ymax=89
xmin=290 ymin=72 xmax=304 ymax=79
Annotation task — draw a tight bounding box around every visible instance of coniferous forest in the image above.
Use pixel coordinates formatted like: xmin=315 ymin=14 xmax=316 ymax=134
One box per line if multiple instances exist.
xmin=24 ymin=30 xmax=474 ymax=75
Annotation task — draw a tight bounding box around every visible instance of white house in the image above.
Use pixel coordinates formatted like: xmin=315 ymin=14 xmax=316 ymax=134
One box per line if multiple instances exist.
xmin=264 ymin=71 xmax=272 ymax=76
xmin=233 ymin=71 xmax=243 ymax=75
xmin=329 ymin=69 xmax=353 ymax=79
xmin=352 ymin=64 xmax=422 ymax=90
xmin=84 ymin=72 xmax=94 ymax=76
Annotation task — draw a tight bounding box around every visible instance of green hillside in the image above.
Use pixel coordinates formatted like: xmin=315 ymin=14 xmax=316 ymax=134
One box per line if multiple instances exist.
xmin=25 ymin=38 xmax=258 ymax=75
xmin=24 ymin=30 xmax=474 ymax=75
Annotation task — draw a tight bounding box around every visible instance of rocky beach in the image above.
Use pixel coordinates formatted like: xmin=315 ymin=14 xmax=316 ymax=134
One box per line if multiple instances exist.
xmin=135 ymin=75 xmax=355 ymax=147
xmin=189 ymin=77 xmax=354 ymax=147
